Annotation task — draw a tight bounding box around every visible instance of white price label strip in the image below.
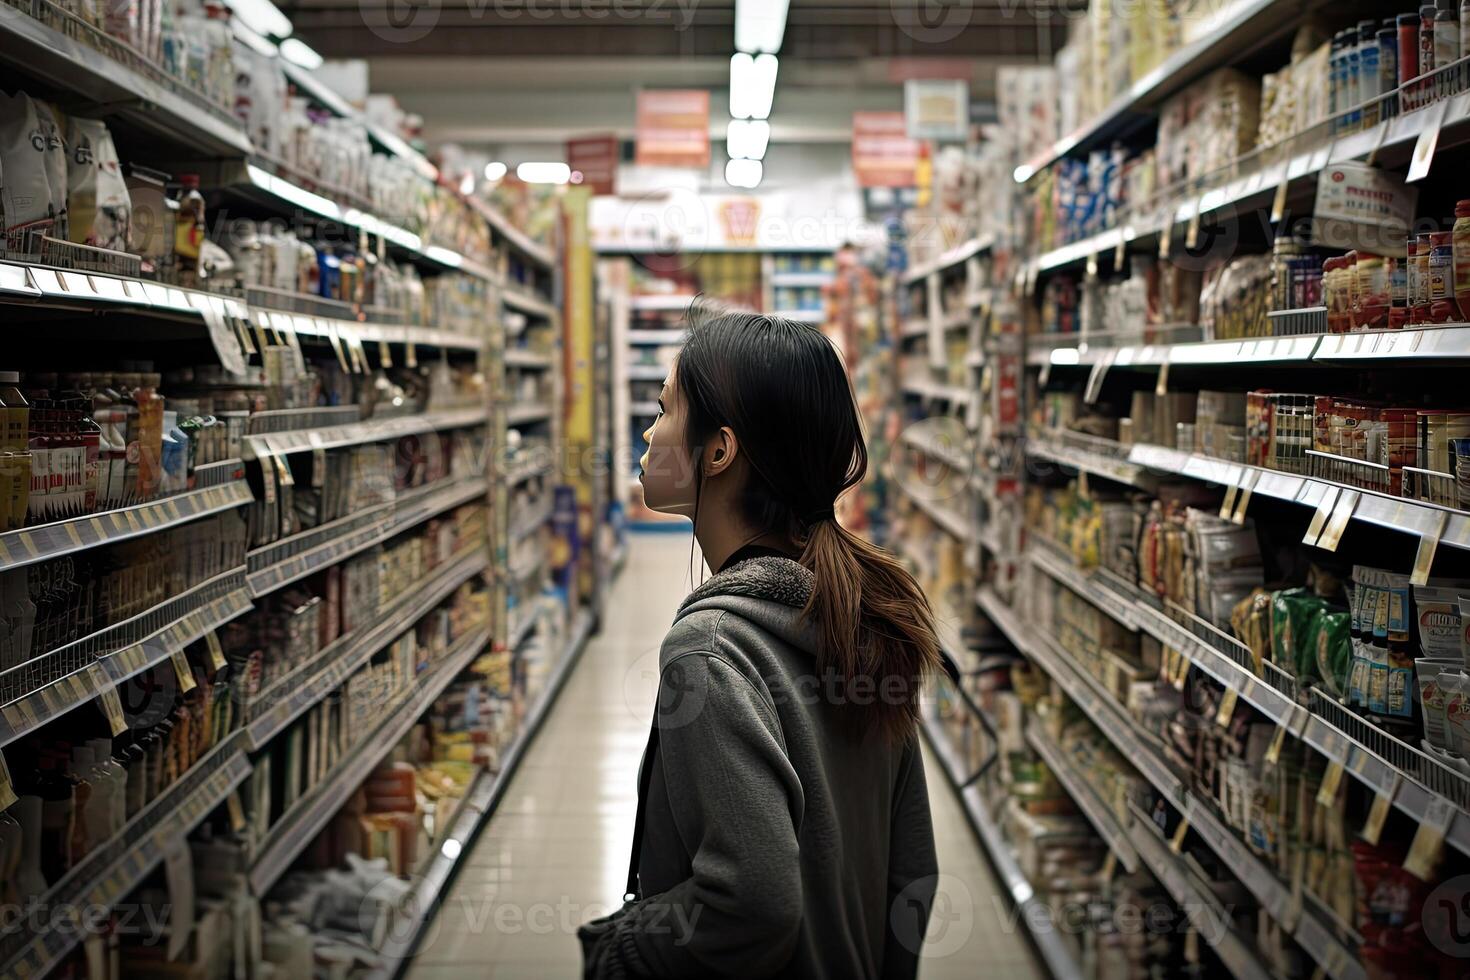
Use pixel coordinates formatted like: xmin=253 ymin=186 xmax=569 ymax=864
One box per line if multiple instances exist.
xmin=205 ymin=630 xmax=227 ymax=674
xmin=170 ymin=649 xmax=197 ymax=693
xmin=1360 ymin=773 xmax=1402 ymax=846
xmin=1316 ymin=489 xmax=1359 ymax=553
xmin=1408 ymin=99 xmax=1450 ymax=183
xmin=1303 ymin=485 xmax=1340 ymax=546
xmin=1413 ymin=511 xmax=1450 ymax=586
xmin=1405 ymin=797 xmax=1457 ymax=880
xmin=1231 ymin=470 xmax=1259 ymax=524
xmin=1154 ymin=361 xmax=1170 ymax=397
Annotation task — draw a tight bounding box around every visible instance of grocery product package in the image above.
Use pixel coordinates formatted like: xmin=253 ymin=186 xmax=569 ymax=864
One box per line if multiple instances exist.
xmin=66 ymin=116 xmax=133 ymax=251
xmin=32 ymin=100 xmax=68 ymax=241
xmin=0 ymin=91 xmax=56 ymax=238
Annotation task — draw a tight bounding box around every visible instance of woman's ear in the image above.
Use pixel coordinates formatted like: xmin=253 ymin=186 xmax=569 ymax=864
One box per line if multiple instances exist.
xmin=704 ymin=425 xmax=739 ymax=477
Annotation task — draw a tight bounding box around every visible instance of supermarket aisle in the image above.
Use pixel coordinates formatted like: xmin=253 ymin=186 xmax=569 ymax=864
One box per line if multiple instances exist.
xmin=405 ymin=533 xmax=1041 ymax=979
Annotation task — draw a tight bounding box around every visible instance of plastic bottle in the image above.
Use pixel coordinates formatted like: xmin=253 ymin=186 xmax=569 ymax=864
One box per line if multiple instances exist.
xmin=1431 ymin=231 xmax=1458 ymax=322
xmin=1390 ymin=248 xmax=1410 ymax=328
xmin=1423 ymin=5 xmax=1439 ymax=105
xmin=88 ymin=738 xmax=127 ymax=835
xmin=1329 ymin=32 xmax=1347 ymax=132
xmin=1381 ymin=23 xmax=1400 ymax=119
xmin=1438 ymin=0 xmax=1461 ymax=96
xmin=1361 ymin=21 xmax=1383 ymax=127
xmin=1346 ymin=28 xmax=1363 ymax=131
xmin=1414 ymin=233 xmax=1434 ymax=323
xmin=175 ymin=174 xmax=205 ymax=284
xmin=0 ymin=372 xmax=29 ymax=529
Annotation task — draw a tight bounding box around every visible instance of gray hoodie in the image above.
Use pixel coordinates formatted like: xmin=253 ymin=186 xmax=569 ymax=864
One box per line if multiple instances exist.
xmin=590 ymin=555 xmax=938 ymax=979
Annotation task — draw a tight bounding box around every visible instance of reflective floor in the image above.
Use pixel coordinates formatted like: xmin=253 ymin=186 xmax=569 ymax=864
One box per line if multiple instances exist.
xmin=405 ymin=533 xmax=1043 ymax=979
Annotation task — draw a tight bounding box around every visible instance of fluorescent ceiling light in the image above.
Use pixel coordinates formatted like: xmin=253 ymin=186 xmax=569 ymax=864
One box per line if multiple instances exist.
xmin=517 ymin=162 xmax=571 ymax=184
xmin=483 ymin=161 xmax=508 ymax=181
xmin=725 ymin=158 xmax=762 ymax=189
xmin=231 ymin=20 xmax=279 ymax=56
xmin=279 ymin=37 xmax=323 ymax=70
xmin=734 ymin=0 xmax=788 ymax=53
xmin=729 ymin=53 xmax=778 ymax=120
xmin=726 ymin=119 xmax=770 ymax=161
xmin=227 ymin=0 xmax=292 ymax=38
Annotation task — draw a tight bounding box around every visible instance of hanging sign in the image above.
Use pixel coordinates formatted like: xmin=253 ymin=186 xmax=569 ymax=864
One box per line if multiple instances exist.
xmin=852 ymin=112 xmax=919 ymax=188
xmin=636 ymin=90 xmax=710 ymax=168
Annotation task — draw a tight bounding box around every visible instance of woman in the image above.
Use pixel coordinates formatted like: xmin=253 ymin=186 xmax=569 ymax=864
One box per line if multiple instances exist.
xmin=579 ymin=305 xmax=942 ymax=979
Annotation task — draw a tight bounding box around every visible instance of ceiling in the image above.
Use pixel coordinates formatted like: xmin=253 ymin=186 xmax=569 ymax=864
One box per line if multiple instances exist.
xmin=283 ymin=0 xmax=1075 ymax=148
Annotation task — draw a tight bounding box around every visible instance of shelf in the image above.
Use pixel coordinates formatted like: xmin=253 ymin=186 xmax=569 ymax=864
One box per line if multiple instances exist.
xmin=0 ymin=2 xmax=250 ymax=157
xmin=901 ymin=318 xmax=929 ymax=339
xmin=0 ymin=568 xmax=254 ymax=749
xmin=247 ymin=624 xmax=491 ymax=895
xmin=508 ymin=456 xmax=553 ymax=486
xmin=511 ymin=499 xmax=555 ymax=541
xmin=471 ymin=198 xmax=557 ymax=269
xmin=771 ymin=308 xmax=825 ymax=323
xmin=631 ymin=294 xmax=698 ymax=312
xmin=902 ymin=235 xmax=994 ymax=285
xmin=506 ymin=403 xmax=553 ymax=426
xmin=1024 ymin=723 xmax=1140 ymax=873
xmin=981 ymin=586 xmax=1384 ymax=980
xmin=246 ymin=475 xmax=486 ymax=598
xmin=368 ymin=610 xmax=594 ymax=978
xmin=243 ymin=548 xmax=491 ymax=750
xmin=245 ymin=408 xmax=486 ymax=458
xmin=0 ymin=474 xmax=251 ymax=570
xmin=504 ymin=348 xmax=554 ymax=369
xmin=630 ymin=401 xmax=661 ymax=416
xmin=0 ymin=732 xmax=253 ymax=979
xmin=1027 ymin=433 xmax=1154 ymax=491
xmin=893 ymin=480 xmax=972 ymax=543
xmin=919 ymin=713 xmax=1086 ymax=980
xmin=1015 ymin=0 xmax=1300 ymax=180
xmin=900 ymin=426 xmax=971 ymax=473
xmin=628 ymin=329 xmax=687 ymax=345
xmin=1028 ymin=89 xmax=1470 ymax=278
xmin=769 ymin=272 xmax=834 ymax=287
xmin=502 ymin=288 xmax=558 ymax=320
xmin=507 ymin=606 xmax=540 ymax=651
xmin=1125 ymin=814 xmax=1274 ymax=980
xmin=900 ymin=378 xmax=972 ymax=405
xmin=627 ymin=364 xmax=669 ymax=381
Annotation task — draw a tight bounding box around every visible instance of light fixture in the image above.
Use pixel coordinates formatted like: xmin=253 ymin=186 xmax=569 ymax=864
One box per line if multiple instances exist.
xmin=516 ymin=162 xmax=572 ymax=184
xmin=279 ymin=37 xmax=323 ymax=70
xmin=734 ymin=0 xmax=788 ymax=54
xmin=726 ymin=119 xmax=770 ymax=161
xmin=231 ymin=19 xmax=279 ymax=57
xmin=458 ymin=172 xmax=475 ymax=196
xmin=226 ymin=0 xmax=292 ymax=39
xmin=725 ymin=158 xmax=762 ymax=189
xmin=483 ymin=161 xmax=507 ymax=181
xmin=729 ymin=53 xmax=778 ymax=120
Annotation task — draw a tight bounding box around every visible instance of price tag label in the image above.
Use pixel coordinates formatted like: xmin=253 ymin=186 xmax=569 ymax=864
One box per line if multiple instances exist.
xmin=204 ymin=630 xmax=227 ymax=674
xmin=1038 ymin=361 xmax=1052 ymax=388
xmin=1316 ymin=489 xmax=1359 ymax=553
xmin=1085 ymin=249 xmax=1099 ymax=280
xmin=1185 ymin=200 xmax=1202 ymax=251
xmin=1270 ymin=172 xmax=1291 ymax=224
xmin=325 ymin=321 xmax=352 ymax=373
xmin=1077 ymin=470 xmax=1090 ymax=499
xmin=1154 ymin=361 xmax=1170 ymax=397
xmin=378 ymin=339 xmax=394 ymax=368
xmin=226 ymin=790 xmax=247 ymax=833
xmin=1173 ymin=652 xmax=1190 ymax=690
xmin=1265 ymin=724 xmax=1288 ymax=766
xmin=1218 ymin=479 xmax=1240 ymax=520
xmin=1303 ymin=485 xmax=1340 ymax=546
xmin=1215 ymin=686 xmax=1239 ymax=727
xmin=1408 ymin=98 xmax=1450 ymax=183
xmin=1157 ymin=226 xmax=1172 ymax=261
xmin=1114 ymin=227 xmax=1129 ymax=268
xmin=1405 ymin=797 xmax=1457 ymax=880
xmin=0 ymin=752 xmax=16 ymax=811
xmin=1413 ymin=511 xmax=1450 ymax=586
xmin=1100 ymin=850 xmax=1118 ymax=881
xmin=406 ymin=339 xmax=419 ymax=368
xmin=271 ymin=450 xmax=295 ymax=489
xmin=1169 ymin=818 xmax=1190 ymax=853
xmin=170 ymin=650 xmax=197 ymax=693
xmin=98 ymin=686 xmax=127 ymax=736
xmin=1316 ymin=761 xmax=1346 ymax=807
xmin=1361 ymin=773 xmax=1402 ymax=846
xmin=1083 ymin=351 xmax=1113 ymax=405
xmin=1231 ymin=470 xmax=1258 ymax=524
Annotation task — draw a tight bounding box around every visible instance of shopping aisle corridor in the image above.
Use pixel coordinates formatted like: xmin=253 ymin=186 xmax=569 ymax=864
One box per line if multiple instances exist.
xmin=405 ymin=533 xmax=1042 ymax=979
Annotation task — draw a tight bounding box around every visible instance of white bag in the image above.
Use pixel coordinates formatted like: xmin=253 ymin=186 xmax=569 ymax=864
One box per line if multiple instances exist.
xmin=0 ymin=91 xmax=54 ymax=237
xmin=33 ymin=100 xmax=68 ymax=239
xmin=66 ymin=116 xmax=132 ymax=251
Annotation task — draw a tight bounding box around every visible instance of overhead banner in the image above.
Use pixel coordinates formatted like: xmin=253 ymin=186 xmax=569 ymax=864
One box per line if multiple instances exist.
xmin=566 ymin=135 xmax=619 ymax=195
xmin=852 ymin=112 xmax=919 ymax=189
xmin=904 ymin=79 xmax=968 ymax=141
xmin=635 ymin=90 xmax=710 ymax=168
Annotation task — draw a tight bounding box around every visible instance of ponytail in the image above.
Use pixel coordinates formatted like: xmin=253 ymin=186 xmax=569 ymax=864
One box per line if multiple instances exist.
xmin=799 ymin=518 xmax=941 ymax=744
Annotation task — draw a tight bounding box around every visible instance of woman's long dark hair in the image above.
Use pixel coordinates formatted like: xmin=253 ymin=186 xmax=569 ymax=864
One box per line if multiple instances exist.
xmin=677 ymin=302 xmax=941 ymax=743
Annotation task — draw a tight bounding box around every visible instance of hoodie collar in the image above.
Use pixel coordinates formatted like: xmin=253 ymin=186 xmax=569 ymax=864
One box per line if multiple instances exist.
xmin=679 ymin=555 xmax=814 ymax=616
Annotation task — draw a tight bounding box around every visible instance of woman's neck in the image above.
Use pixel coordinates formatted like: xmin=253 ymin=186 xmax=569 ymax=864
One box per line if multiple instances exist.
xmin=696 ymin=524 xmax=796 ymax=576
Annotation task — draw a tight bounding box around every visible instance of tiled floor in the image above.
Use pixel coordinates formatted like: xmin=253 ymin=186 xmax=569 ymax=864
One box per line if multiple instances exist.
xmin=405 ymin=533 xmax=1043 ymax=979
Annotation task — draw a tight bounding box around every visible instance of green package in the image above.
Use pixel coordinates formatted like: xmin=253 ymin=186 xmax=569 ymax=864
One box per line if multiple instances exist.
xmin=1313 ymin=611 xmax=1351 ymax=699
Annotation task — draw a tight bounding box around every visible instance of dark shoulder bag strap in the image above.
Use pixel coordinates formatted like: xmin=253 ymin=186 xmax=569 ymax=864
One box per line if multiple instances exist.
xmin=623 ymin=720 xmax=659 ymax=903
